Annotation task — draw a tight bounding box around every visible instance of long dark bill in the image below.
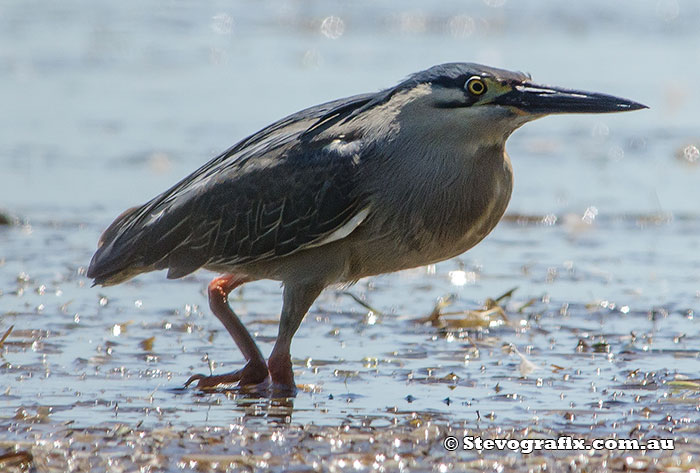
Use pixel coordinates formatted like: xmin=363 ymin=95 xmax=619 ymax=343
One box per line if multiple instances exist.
xmin=494 ymin=83 xmax=648 ymax=114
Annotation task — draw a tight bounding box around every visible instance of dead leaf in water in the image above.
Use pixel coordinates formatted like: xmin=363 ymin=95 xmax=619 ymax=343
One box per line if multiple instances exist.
xmin=416 ymin=288 xmax=515 ymax=329
xmin=445 ymin=306 xmax=508 ymax=329
xmin=415 ymin=294 xmax=456 ymax=325
xmin=139 ymin=336 xmax=155 ymax=351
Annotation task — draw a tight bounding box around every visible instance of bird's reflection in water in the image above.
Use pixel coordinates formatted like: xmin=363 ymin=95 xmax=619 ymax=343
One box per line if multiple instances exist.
xmin=186 ymin=387 xmax=296 ymax=424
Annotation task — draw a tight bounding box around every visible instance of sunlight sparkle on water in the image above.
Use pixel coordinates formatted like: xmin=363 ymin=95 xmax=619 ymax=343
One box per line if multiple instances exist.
xmin=448 ymin=270 xmax=477 ymax=286
xmin=683 ymin=144 xmax=699 ymax=163
xmin=320 ymin=16 xmax=345 ymax=39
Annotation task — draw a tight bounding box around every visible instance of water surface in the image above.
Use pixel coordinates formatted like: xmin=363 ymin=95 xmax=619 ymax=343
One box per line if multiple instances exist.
xmin=1 ymin=1 xmax=699 ymax=471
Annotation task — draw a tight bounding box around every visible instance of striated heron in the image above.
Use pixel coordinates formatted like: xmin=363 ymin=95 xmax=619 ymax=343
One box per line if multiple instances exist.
xmin=87 ymin=63 xmax=646 ymax=394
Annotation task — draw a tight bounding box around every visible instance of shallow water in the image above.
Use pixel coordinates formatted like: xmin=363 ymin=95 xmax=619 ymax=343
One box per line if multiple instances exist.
xmin=1 ymin=0 xmax=699 ymax=471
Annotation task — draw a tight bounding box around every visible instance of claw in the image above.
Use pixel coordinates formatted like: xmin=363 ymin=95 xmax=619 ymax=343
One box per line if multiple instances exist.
xmin=184 ymin=374 xmax=204 ymax=388
xmin=180 ymin=374 xmax=210 ymax=388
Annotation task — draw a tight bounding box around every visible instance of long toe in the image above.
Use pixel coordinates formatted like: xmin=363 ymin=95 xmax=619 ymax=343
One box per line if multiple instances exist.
xmin=185 ymin=371 xmax=242 ymax=390
xmin=185 ymin=361 xmax=269 ymax=390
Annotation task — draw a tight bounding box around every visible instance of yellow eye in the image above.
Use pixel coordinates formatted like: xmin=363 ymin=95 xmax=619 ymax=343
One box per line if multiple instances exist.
xmin=466 ymin=76 xmax=487 ymax=96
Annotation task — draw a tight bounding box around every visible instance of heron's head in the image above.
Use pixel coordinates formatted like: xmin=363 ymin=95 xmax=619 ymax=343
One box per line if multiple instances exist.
xmin=385 ymin=63 xmax=647 ymax=148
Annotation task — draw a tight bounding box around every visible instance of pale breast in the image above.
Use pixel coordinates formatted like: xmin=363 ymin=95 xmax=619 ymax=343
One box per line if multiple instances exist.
xmin=420 ymin=148 xmax=513 ymax=263
xmin=342 ymin=146 xmax=514 ymax=279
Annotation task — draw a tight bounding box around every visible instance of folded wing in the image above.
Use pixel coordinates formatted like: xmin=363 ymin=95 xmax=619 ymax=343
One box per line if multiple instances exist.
xmin=88 ymin=94 xmax=374 ymax=285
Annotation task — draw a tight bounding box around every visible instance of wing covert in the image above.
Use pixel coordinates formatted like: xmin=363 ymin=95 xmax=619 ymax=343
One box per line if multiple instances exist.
xmin=87 ymin=94 xmax=375 ymax=284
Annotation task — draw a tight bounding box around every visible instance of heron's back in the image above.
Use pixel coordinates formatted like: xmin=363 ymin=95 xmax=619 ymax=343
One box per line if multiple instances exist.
xmin=87 ymin=94 xmax=377 ymax=286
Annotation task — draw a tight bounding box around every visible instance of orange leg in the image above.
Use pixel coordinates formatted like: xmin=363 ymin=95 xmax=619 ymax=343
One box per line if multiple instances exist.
xmin=185 ymin=274 xmax=269 ymax=389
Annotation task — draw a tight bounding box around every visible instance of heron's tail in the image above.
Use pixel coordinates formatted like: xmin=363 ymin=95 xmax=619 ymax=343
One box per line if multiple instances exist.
xmin=87 ymin=206 xmax=150 ymax=286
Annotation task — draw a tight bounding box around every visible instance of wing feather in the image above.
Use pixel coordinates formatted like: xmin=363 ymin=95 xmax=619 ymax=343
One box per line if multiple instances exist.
xmin=88 ymin=94 xmax=375 ymax=285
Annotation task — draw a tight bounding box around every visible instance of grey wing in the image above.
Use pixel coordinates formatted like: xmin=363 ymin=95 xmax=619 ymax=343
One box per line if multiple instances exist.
xmin=87 ymin=95 xmax=374 ymax=285
xmin=159 ymin=147 xmax=367 ymax=278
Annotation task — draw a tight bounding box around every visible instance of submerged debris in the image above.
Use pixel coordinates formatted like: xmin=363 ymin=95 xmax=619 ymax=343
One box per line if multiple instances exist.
xmin=139 ymin=336 xmax=156 ymax=351
xmin=415 ymin=287 xmax=517 ymax=329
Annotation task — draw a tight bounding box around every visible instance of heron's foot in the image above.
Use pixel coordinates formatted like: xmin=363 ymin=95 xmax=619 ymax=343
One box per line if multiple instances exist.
xmin=184 ymin=360 xmax=269 ymax=390
xmin=267 ymin=352 xmax=297 ymax=395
